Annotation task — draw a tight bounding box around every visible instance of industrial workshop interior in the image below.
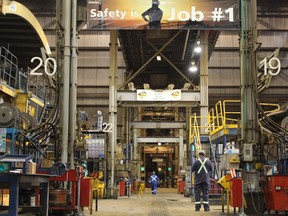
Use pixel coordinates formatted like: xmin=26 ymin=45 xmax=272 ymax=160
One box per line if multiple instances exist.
xmin=0 ymin=0 xmax=287 ymax=215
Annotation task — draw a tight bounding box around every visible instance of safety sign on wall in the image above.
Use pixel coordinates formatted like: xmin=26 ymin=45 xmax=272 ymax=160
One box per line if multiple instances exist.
xmin=87 ymin=0 xmax=240 ymax=29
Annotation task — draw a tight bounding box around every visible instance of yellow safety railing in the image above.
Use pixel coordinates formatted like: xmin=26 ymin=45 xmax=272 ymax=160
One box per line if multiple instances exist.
xmin=209 ymin=100 xmax=241 ymax=136
xmin=189 ymin=113 xmax=200 ymax=153
xmin=259 ymin=103 xmax=280 ymax=114
xmin=190 ymin=100 xmax=281 ymax=144
xmin=222 ymin=100 xmax=241 ymax=127
xmin=189 ymin=113 xmax=211 ymax=154
xmin=209 ymin=100 xmax=281 ymax=136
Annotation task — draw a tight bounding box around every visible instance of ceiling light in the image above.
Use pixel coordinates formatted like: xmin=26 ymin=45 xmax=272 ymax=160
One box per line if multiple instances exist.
xmin=189 ymin=65 xmax=198 ymax=72
xmin=194 ymin=38 xmax=202 ymax=53
xmin=156 ymin=55 xmax=161 ymax=61
xmin=167 ymin=84 xmax=174 ymax=90
xmin=189 ymin=60 xmax=198 ymax=72
xmin=194 ymin=46 xmax=202 ymax=53
xmin=158 ymin=142 xmax=162 ymax=146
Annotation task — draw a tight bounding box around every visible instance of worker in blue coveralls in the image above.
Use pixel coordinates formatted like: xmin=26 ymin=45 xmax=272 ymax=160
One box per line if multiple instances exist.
xmin=192 ymin=150 xmax=213 ymax=211
xmin=149 ymin=171 xmax=159 ymax=195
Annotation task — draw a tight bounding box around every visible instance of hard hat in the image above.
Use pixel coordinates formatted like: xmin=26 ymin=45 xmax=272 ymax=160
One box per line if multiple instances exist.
xmin=199 ymin=150 xmax=205 ymax=155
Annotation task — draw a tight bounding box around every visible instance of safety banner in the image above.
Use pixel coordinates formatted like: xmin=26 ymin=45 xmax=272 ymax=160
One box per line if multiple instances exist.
xmin=87 ymin=0 xmax=240 ymax=29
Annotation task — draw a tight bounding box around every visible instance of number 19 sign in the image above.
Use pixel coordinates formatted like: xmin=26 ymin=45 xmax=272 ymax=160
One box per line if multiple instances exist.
xmin=260 ymin=57 xmax=281 ymax=76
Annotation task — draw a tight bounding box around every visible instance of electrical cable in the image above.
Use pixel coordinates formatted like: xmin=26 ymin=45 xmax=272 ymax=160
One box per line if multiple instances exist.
xmin=18 ymin=130 xmax=56 ymax=161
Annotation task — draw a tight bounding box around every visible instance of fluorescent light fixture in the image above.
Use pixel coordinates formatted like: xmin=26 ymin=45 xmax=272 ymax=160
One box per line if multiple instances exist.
xmin=156 ymin=55 xmax=161 ymax=61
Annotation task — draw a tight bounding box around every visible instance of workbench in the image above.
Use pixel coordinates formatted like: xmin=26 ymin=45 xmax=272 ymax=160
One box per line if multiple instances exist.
xmin=0 ymin=172 xmax=51 ymax=216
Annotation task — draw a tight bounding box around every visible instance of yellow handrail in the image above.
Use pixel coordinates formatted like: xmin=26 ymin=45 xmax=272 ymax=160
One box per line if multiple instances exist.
xmin=190 ymin=100 xmax=281 ymax=145
xmin=189 ymin=113 xmax=211 ymax=154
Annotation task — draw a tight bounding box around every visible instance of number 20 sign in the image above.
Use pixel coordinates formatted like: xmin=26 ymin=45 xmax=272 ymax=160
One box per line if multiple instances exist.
xmin=30 ymin=57 xmax=57 ymax=76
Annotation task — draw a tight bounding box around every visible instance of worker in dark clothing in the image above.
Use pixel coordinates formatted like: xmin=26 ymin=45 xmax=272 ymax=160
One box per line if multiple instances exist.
xmin=141 ymin=0 xmax=163 ymax=29
xmin=149 ymin=171 xmax=159 ymax=194
xmin=191 ymin=150 xmax=213 ymax=211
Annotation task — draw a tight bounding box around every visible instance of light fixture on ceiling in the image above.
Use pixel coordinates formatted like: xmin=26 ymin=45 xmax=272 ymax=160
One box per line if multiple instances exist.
xmin=158 ymin=142 xmax=162 ymax=146
xmin=156 ymin=55 xmax=161 ymax=61
xmin=143 ymin=83 xmax=151 ymax=89
xmin=128 ymin=82 xmax=136 ymax=90
xmin=167 ymin=84 xmax=174 ymax=90
xmin=189 ymin=60 xmax=198 ymax=72
xmin=182 ymin=83 xmax=191 ymax=90
xmin=194 ymin=39 xmax=202 ymax=53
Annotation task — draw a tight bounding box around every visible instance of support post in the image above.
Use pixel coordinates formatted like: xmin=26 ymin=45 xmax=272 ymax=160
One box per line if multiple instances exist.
xmin=179 ymin=129 xmax=184 ymax=168
xmin=60 ymin=0 xmax=71 ymax=164
xmin=69 ymin=0 xmax=77 ymax=169
xmin=200 ymin=31 xmax=209 ymax=135
xmin=240 ymin=0 xmax=258 ymax=145
xmin=186 ymin=107 xmax=192 ymax=166
xmin=108 ymin=30 xmax=118 ymax=197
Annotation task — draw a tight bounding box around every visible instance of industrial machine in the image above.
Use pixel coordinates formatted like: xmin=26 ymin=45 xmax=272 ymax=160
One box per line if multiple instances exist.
xmin=0 ymin=103 xmax=22 ymax=129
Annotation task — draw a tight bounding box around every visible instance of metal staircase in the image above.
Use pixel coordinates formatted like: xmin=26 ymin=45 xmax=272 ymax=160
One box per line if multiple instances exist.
xmin=40 ymin=104 xmax=54 ymax=123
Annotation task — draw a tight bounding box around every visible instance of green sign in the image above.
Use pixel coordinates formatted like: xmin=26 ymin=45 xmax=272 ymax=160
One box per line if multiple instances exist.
xmin=168 ymin=167 xmax=172 ymax=171
xmin=141 ymin=166 xmax=145 ymax=171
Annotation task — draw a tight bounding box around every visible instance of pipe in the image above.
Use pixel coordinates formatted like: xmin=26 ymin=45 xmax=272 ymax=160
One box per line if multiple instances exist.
xmin=69 ymin=0 xmax=78 ymax=169
xmin=60 ymin=0 xmax=71 ymax=164
xmin=181 ymin=29 xmax=190 ymax=61
xmin=108 ymin=30 xmax=118 ymax=196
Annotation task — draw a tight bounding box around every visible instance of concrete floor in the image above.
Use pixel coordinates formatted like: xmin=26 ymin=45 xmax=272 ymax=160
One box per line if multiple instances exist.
xmin=82 ymin=188 xmax=235 ymax=216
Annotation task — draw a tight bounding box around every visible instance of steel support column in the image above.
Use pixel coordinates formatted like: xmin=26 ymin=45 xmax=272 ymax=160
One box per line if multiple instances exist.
xmin=200 ymin=31 xmax=209 ymax=135
xmin=240 ymin=0 xmax=258 ymax=156
xmin=60 ymin=0 xmax=71 ymax=164
xmin=133 ymin=128 xmax=138 ymax=161
xmin=179 ymin=128 xmax=184 ymax=168
xmin=186 ymin=107 xmax=192 ymax=165
xmin=69 ymin=0 xmax=77 ymax=169
xmin=108 ymin=30 xmax=118 ymax=196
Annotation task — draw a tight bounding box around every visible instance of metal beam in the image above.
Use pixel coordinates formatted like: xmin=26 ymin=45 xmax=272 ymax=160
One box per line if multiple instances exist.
xmin=137 ymin=137 xmax=180 ymax=143
xmin=119 ymin=30 xmax=183 ymax=90
xmin=118 ymin=101 xmax=200 ymax=107
xmin=117 ymin=90 xmax=200 ymax=102
xmin=1 ymin=0 xmax=51 ymax=54
xmin=131 ymin=121 xmax=186 ymax=129
xmin=146 ymin=39 xmax=197 ymax=89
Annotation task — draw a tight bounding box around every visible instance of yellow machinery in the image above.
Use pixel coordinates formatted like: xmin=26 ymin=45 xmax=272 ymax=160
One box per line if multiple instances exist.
xmin=91 ymin=171 xmax=105 ymax=199
xmin=217 ymin=174 xmax=232 ymax=214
